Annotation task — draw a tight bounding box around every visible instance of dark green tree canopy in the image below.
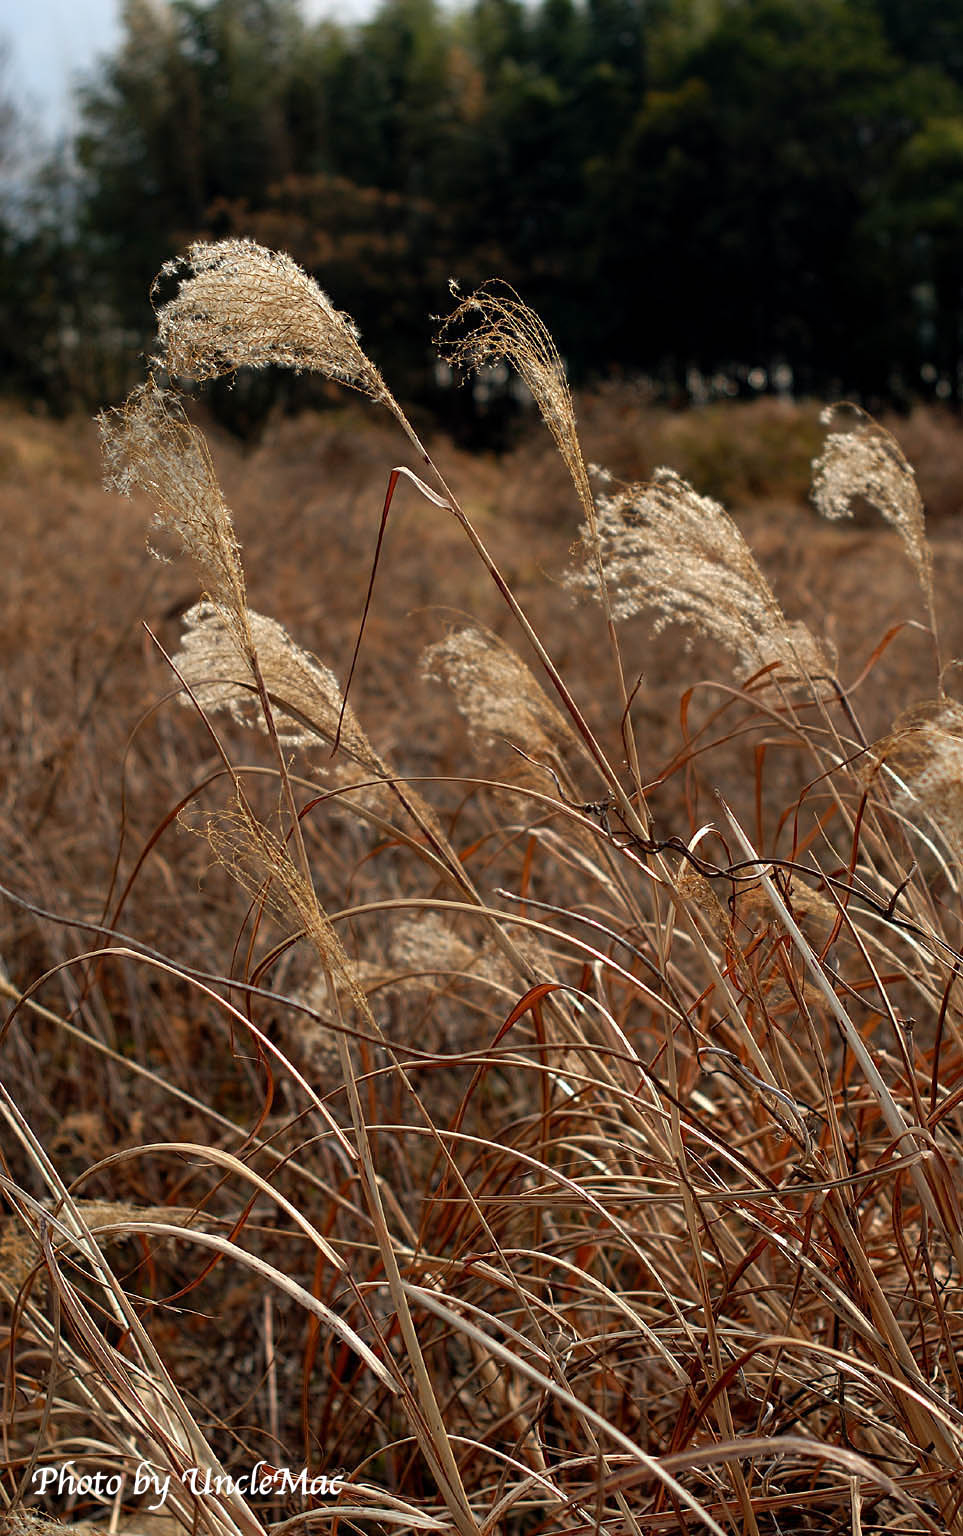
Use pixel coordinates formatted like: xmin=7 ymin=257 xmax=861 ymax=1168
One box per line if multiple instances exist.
xmin=599 ymin=0 xmax=960 ymax=392
xmin=4 ymin=0 xmax=963 ymax=417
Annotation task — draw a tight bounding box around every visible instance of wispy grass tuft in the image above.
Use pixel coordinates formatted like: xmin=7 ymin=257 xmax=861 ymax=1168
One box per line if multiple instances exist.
xmin=99 ymin=378 xmax=250 ymax=646
xmin=566 ymin=465 xmax=836 ymax=682
xmin=813 ymin=401 xmax=937 ymax=639
xmin=155 ymin=238 xmax=388 ymax=401
xmin=439 ymin=279 xmax=594 ymax=526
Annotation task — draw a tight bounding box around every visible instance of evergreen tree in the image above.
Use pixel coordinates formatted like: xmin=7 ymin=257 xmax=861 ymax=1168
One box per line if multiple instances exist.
xmin=5 ymin=0 xmax=963 ymax=418
xmin=595 ymin=0 xmax=961 ymax=393
xmin=75 ymin=0 xmax=319 ymax=328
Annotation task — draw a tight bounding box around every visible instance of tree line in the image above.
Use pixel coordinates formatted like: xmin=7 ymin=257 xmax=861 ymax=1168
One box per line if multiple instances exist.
xmin=2 ymin=0 xmax=963 ymax=429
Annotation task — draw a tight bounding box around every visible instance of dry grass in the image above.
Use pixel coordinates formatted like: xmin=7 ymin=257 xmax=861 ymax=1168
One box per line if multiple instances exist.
xmin=4 ymin=257 xmax=963 ymax=1536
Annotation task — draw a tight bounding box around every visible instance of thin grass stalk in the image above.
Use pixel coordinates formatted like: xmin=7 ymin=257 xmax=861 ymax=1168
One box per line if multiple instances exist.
xmin=324 ymin=986 xmax=481 ymax=1536
xmin=381 ymin=407 xmax=652 ymax=843
xmin=716 ymin=799 xmax=963 ymax=1499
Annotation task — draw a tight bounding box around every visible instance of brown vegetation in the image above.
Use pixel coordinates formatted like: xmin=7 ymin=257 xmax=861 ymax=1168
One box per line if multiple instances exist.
xmin=4 ymin=308 xmax=963 ymax=1536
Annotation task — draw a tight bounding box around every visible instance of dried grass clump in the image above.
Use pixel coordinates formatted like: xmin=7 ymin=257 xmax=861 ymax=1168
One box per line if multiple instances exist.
xmin=13 ymin=244 xmax=963 ymax=1536
xmin=869 ymin=698 xmax=963 ymax=862
xmin=296 ymin=957 xmax=394 ymax=1073
xmin=99 ymin=381 xmax=249 ymax=643
xmin=155 ymin=238 xmax=388 ymax=400
xmin=174 ymin=599 xmax=375 ymax=762
xmin=421 ymin=625 xmax=576 ymax=761
xmin=390 ymin=912 xmax=518 ymax=993
xmin=566 ymin=468 xmax=836 ymax=682
xmin=812 ymin=403 xmax=934 ymax=618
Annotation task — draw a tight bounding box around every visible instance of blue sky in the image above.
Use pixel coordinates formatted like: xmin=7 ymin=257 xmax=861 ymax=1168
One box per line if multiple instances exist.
xmin=3 ymin=0 xmax=375 ymax=142
xmin=4 ymin=0 xmax=120 ymax=137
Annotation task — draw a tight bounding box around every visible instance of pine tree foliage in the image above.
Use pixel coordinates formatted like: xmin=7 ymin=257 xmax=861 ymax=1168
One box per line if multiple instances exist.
xmin=3 ymin=0 xmax=963 ymax=414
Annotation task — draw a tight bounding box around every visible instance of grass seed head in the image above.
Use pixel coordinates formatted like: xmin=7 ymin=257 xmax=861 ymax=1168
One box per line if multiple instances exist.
xmin=175 ymin=599 xmax=375 ymax=761
xmin=813 ymin=404 xmax=934 ymax=616
xmin=566 ymin=468 xmax=836 ymax=682
xmin=203 ymin=795 xmax=374 ymax=1020
xmin=178 ymin=604 xmax=446 ymax=848
xmin=297 ymin=957 xmax=392 ymax=1073
xmin=390 ymin=913 xmax=521 ymax=994
xmin=871 ymin=698 xmax=963 ymax=862
xmin=421 ymin=624 xmax=576 ymax=761
xmin=99 ymin=381 xmax=250 ymax=647
xmin=155 ymin=238 xmax=388 ymax=400
xmin=391 ymin=913 xmax=550 ymax=999
xmin=439 ymin=280 xmax=595 ymax=525
xmin=391 ymin=913 xmax=480 ymax=977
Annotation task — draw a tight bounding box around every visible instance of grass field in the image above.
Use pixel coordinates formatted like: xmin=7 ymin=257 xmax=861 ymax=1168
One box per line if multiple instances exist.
xmin=4 ymin=256 xmax=963 ymax=1536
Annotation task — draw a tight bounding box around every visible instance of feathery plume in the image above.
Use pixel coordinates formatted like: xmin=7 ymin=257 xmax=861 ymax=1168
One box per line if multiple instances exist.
xmin=565 ymin=469 xmax=835 ymax=682
xmin=297 ymin=956 xmax=394 ymax=1074
xmin=100 ymin=381 xmax=249 ymax=646
xmin=71 ymin=1199 xmax=203 ymax=1228
xmin=870 ymin=699 xmax=963 ymax=862
xmin=155 ymin=238 xmax=387 ymax=400
xmin=812 ymin=404 xmax=934 ymax=619
xmin=204 ymin=795 xmax=373 ymax=1018
xmin=176 ymin=602 xmax=446 ymax=845
xmin=391 ymin=913 xmax=480 ymax=977
xmin=391 ymin=913 xmax=551 ymax=998
xmin=438 ymin=280 xmax=594 ymax=524
xmin=421 ymin=625 xmax=576 ymax=760
xmin=174 ymin=599 xmax=375 ymax=760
